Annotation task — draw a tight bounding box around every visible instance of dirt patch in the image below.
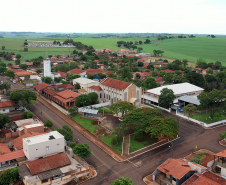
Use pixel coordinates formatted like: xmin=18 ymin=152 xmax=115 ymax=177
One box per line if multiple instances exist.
xmin=94 ymin=128 xmax=110 ymax=136
xmin=92 ymin=121 xmax=98 ymax=125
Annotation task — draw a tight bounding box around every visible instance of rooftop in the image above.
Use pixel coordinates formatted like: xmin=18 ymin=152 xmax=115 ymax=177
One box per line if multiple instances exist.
xmin=23 ymin=131 xmax=63 ymax=145
xmin=0 ymin=143 xmax=11 ymax=154
xmin=146 ymin=83 xmax=204 ymax=95
xmin=56 ymin=71 xmax=67 ymax=78
xmin=35 ymin=82 xmax=49 ymax=90
xmin=0 ymin=150 xmax=25 ymax=163
xmin=86 ymin=68 xmax=104 ymax=75
xmin=14 ymin=118 xmax=35 ymax=127
xmin=73 ymin=77 xmax=98 ymax=84
xmin=67 ymin=68 xmax=85 ymax=74
xmin=88 ymin=85 xmax=103 ymax=91
xmin=214 ymin=150 xmax=226 ymax=158
xmin=101 ymin=78 xmax=131 ymax=90
xmin=0 ymin=100 xmax=16 ymax=108
xmin=26 ymin=153 xmax=71 ymax=175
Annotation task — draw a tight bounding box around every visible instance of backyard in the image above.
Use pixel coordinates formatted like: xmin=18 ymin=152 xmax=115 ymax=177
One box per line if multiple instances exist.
xmin=190 ymin=109 xmax=226 ymax=124
xmin=72 ymin=114 xmax=122 ymax=153
xmin=23 ymin=79 xmax=39 ymax=86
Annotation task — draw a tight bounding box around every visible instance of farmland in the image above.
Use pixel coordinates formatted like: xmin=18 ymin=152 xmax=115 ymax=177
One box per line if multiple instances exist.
xmin=0 ymin=36 xmax=226 ymax=65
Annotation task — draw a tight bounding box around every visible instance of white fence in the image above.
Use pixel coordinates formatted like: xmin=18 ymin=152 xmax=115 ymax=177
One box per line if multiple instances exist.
xmin=78 ymin=102 xmax=110 ymax=112
xmin=176 ymin=111 xmax=226 ymax=128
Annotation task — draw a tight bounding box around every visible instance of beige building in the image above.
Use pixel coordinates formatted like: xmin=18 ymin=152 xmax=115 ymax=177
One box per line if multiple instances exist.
xmin=73 ymin=78 xmax=99 ymax=90
xmin=87 ymin=78 xmax=141 ymax=106
xmin=23 ymin=131 xmax=65 ymax=161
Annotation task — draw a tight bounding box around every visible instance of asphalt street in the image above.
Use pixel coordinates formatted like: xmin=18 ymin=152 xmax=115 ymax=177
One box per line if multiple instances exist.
xmin=2 ymin=75 xmax=226 ymax=185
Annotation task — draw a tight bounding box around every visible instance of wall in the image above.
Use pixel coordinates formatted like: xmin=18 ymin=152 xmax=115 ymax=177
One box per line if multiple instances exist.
xmin=221 ymin=167 xmax=226 ymax=176
xmin=23 ymin=136 xmax=65 ymax=161
xmin=30 ymin=75 xmax=39 ymax=80
xmin=0 ymin=108 xmax=10 ymax=114
xmin=77 ymin=102 xmax=110 ymax=112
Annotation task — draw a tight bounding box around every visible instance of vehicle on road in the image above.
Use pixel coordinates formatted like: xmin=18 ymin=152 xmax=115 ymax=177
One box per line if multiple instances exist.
xmin=10 ymin=79 xmax=13 ymax=82
xmin=13 ymin=80 xmax=16 ymax=84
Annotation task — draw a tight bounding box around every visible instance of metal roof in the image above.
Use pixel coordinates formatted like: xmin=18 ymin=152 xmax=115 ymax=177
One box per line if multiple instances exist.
xmin=82 ymin=108 xmax=98 ymax=114
xmin=179 ymin=96 xmax=200 ymax=105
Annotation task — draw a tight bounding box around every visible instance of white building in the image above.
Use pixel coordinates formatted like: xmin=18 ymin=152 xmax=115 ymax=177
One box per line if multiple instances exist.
xmin=143 ymin=82 xmax=204 ymax=106
xmin=43 ymin=58 xmax=51 ymax=77
xmin=23 ymin=131 xmax=65 ymax=161
xmin=73 ymin=78 xmax=99 ymax=90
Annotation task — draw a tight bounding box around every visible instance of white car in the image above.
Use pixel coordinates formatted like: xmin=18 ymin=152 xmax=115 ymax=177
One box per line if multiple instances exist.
xmin=13 ymin=80 xmax=16 ymax=84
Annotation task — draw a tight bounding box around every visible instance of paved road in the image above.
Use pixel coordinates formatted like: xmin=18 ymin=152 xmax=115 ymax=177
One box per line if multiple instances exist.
xmin=2 ymin=75 xmax=226 ymax=185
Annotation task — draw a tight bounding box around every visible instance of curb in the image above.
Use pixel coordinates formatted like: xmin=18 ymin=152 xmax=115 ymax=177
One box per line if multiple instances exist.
xmin=219 ymin=139 xmax=226 ymax=148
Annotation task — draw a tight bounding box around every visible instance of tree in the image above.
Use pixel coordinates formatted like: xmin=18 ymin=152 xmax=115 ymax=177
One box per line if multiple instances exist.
xmin=74 ymin=82 xmax=81 ymax=89
xmin=121 ymin=66 xmax=133 ymax=81
xmin=73 ymin=143 xmax=91 ymax=158
xmin=76 ymin=94 xmax=92 ymax=107
xmin=0 ymin=114 xmax=11 ymax=129
xmin=10 ymin=89 xmax=37 ymax=108
xmin=108 ymin=73 xmax=117 ymax=79
xmin=219 ymin=131 xmax=226 ymax=139
xmin=159 ymin=88 xmax=176 ymax=108
xmin=15 ymin=59 xmax=20 ymax=65
xmin=206 ymin=67 xmax=213 ymax=74
xmin=185 ymin=72 xmax=205 ymax=87
xmin=111 ymin=177 xmax=134 ymax=185
xmin=36 ymin=69 xmax=42 ymax=74
xmin=19 ymin=64 xmax=28 ymax=70
xmin=42 ymin=76 xmax=52 ymax=84
xmin=182 ymin=59 xmax=188 ymax=68
xmin=54 ymin=125 xmax=73 ymax=141
xmin=145 ymin=39 xmax=151 ymax=44
xmin=54 ymin=77 xmax=62 ymax=83
xmin=2 ymin=46 xmax=5 ymax=50
xmin=27 ymin=112 xmax=34 ymax=118
xmin=69 ymin=142 xmax=76 ymax=148
xmin=97 ymin=73 xmax=106 ymax=79
xmin=108 ymin=101 xmax=136 ymax=117
xmin=0 ymin=66 xmax=7 ymax=73
xmin=87 ymin=74 xmax=94 ymax=79
xmin=163 ymin=72 xmax=173 ymax=83
xmin=147 ymin=64 xmax=154 ymax=70
xmin=138 ymin=61 xmax=144 ymax=67
xmin=16 ymin=54 xmax=21 ymax=59
xmin=88 ymin=92 xmax=98 ymax=103
xmin=198 ymin=89 xmax=226 ymax=119
xmin=172 ymin=74 xmax=187 ymax=84
xmin=196 ymin=58 xmax=208 ymax=69
xmin=136 ymin=73 xmax=141 ymax=79
xmin=139 ymin=41 xmax=143 ymax=44
xmin=24 ymin=48 xmax=28 ymax=52
xmin=137 ymin=47 xmax=143 ymax=53
xmin=68 ymin=106 xmax=78 ymax=115
xmin=144 ymin=77 xmax=158 ymax=89
xmin=45 ymin=120 xmax=53 ymax=128
xmin=33 ymin=60 xmax=41 ymax=66
xmin=183 ymin=104 xmax=197 ymax=117
xmin=0 ymin=168 xmax=18 ymax=185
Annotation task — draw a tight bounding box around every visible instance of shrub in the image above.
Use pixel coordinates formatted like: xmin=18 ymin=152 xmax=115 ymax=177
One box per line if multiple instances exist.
xmin=111 ymin=135 xmax=123 ymax=146
xmin=45 ymin=120 xmax=53 ymax=128
xmin=69 ymin=142 xmax=76 ymax=148
xmin=23 ymin=111 xmax=28 ymax=118
xmin=134 ymin=132 xmax=144 ymax=141
xmin=190 ymin=158 xmax=201 ymax=165
xmin=27 ymin=112 xmax=34 ymax=118
xmin=111 ymin=136 xmax=118 ymax=146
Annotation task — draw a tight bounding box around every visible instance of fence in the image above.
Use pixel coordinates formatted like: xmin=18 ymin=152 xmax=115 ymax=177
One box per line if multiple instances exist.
xmin=78 ymin=102 xmax=110 ymax=112
xmin=176 ymin=110 xmax=226 ymax=128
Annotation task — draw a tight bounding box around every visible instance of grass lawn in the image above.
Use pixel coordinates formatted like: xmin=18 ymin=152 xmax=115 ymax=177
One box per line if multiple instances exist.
xmin=72 ymin=114 xmax=122 ymax=153
xmin=23 ymin=79 xmax=38 ymax=86
xmin=190 ymin=109 xmax=226 ymax=124
xmin=129 ymin=133 xmax=156 ymax=153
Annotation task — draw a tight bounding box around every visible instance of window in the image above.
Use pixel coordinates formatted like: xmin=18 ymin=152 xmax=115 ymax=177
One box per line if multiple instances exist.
xmin=46 ymin=146 xmax=51 ymax=151
xmin=100 ymin=93 xmax=102 ymax=98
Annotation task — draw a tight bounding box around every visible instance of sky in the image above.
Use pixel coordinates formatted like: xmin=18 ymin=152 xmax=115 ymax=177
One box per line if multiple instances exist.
xmin=1 ymin=0 xmax=226 ymax=34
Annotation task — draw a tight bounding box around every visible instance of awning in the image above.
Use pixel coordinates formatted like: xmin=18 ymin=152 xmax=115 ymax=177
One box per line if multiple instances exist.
xmin=129 ymin=97 xmax=137 ymax=104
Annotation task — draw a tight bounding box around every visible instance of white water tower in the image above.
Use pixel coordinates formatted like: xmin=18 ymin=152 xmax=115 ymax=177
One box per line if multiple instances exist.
xmin=43 ymin=58 xmax=51 ymax=77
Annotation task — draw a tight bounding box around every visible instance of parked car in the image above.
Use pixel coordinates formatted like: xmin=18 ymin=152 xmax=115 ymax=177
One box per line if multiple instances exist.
xmin=178 ymin=108 xmax=183 ymax=112
xmin=10 ymin=79 xmax=13 ymax=82
xmin=13 ymin=80 xmax=16 ymax=84
xmin=15 ymin=107 xmax=24 ymax=111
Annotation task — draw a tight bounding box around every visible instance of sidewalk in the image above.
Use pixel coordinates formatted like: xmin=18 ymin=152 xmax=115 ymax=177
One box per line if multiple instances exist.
xmin=143 ymin=174 xmax=158 ymax=185
xmin=122 ymin=135 xmax=130 ymax=156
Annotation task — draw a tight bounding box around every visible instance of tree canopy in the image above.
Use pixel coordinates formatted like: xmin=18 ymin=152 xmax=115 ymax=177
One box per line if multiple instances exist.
xmin=42 ymin=76 xmax=52 ymax=84
xmin=108 ymin=101 xmax=136 ymax=117
xmin=54 ymin=125 xmax=73 ymax=141
xmin=76 ymin=94 xmax=92 ymax=107
xmin=0 ymin=114 xmax=11 ymax=129
xmin=45 ymin=120 xmax=53 ymax=128
xmin=73 ymin=143 xmax=91 ymax=158
xmin=159 ymin=88 xmax=176 ymax=108
xmin=10 ymin=89 xmax=37 ymax=108
xmin=144 ymin=77 xmax=158 ymax=89
xmin=183 ymin=104 xmax=197 ymax=117
xmin=0 ymin=168 xmax=18 ymax=185
xmin=88 ymin=92 xmax=98 ymax=103
xmin=111 ymin=177 xmax=134 ymax=185
xmin=5 ymin=70 xmax=15 ymax=78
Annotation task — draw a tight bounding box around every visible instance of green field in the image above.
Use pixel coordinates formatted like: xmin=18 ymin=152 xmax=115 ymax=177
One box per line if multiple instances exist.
xmin=140 ymin=37 xmax=226 ymax=65
xmin=0 ymin=36 xmax=226 ymax=65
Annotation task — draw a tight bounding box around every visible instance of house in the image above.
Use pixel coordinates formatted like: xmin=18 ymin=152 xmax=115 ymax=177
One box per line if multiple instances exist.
xmin=183 ymin=171 xmax=226 ymax=185
xmin=212 ymin=150 xmax=226 ymax=177
xmin=67 ymin=68 xmax=86 ymax=77
xmin=11 ymin=65 xmax=20 ymax=69
xmin=160 ymin=62 xmax=168 ymax=66
xmin=25 ymin=62 xmax=33 ymax=66
xmin=133 ymin=72 xmax=152 ymax=80
xmin=14 ymin=70 xmax=37 ymax=81
xmin=73 ymin=78 xmax=99 ymax=90
xmin=86 ymin=68 xmax=105 ymax=79
xmin=155 ymin=77 xmax=164 ymax=85
xmin=43 ymin=89 xmax=80 ymax=108
xmin=136 ymin=53 xmax=151 ymax=57
xmin=144 ymin=83 xmax=204 ymax=107
xmin=153 ymin=159 xmax=205 ymax=185
xmin=10 ymin=55 xmax=17 ymax=61
xmin=18 ymin=153 xmax=90 ymax=185
xmin=35 ymin=82 xmax=51 ymax=94
xmin=53 ymin=83 xmax=75 ymax=92
xmin=87 ymin=85 xmax=103 ymax=100
xmin=0 ymin=101 xmax=18 ymax=114
xmin=56 ymin=71 xmax=67 ymax=79
xmin=77 ymin=89 xmax=87 ymax=94
xmin=99 ymin=78 xmax=141 ymax=106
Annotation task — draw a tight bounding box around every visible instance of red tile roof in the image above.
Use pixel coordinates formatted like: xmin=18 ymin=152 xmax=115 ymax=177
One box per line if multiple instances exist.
xmin=11 ymin=132 xmax=46 ymax=150
xmin=0 ymin=101 xmax=16 ymax=108
xmin=0 ymin=143 xmax=11 ymax=154
xmin=195 ymin=68 xmax=202 ymax=71
xmin=54 ymin=89 xmax=80 ymax=103
xmin=51 ymin=56 xmax=58 ymax=60
xmin=15 ymin=71 xmax=35 ymax=76
xmin=86 ymin=68 xmax=104 ymax=75
xmin=157 ymin=159 xmax=194 ymax=180
xmin=55 ymin=83 xmax=75 ymax=90
xmin=160 ymin=62 xmax=168 ymax=65
xmin=67 ymin=68 xmax=85 ymax=74
xmin=154 ymin=65 xmax=159 ymax=67
xmin=35 ymin=82 xmax=49 ymax=90
xmin=101 ymin=78 xmax=131 ymax=90
xmin=12 ymin=65 xmax=20 ymax=68
xmin=214 ymin=150 xmax=226 ymax=158
xmin=88 ymin=85 xmax=103 ymax=91
xmin=133 ymin=72 xmax=147 ymax=78
xmin=25 ymin=62 xmax=33 ymax=66
xmin=155 ymin=77 xmax=164 ymax=82
xmin=26 ymin=153 xmax=71 ymax=175
xmin=0 ymin=150 xmax=25 ymax=163
xmin=56 ymin=71 xmax=67 ymax=78
xmin=44 ymin=89 xmax=57 ymax=96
